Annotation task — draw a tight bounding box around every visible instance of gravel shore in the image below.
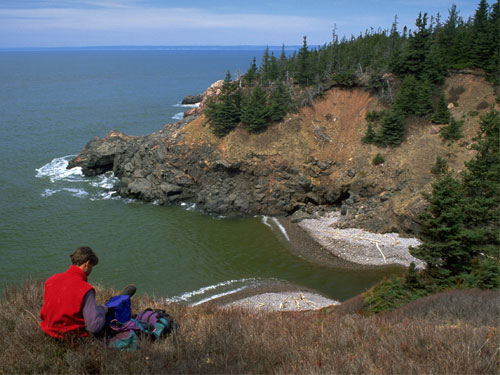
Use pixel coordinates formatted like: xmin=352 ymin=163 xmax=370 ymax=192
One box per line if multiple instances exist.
xmin=212 ymin=211 xmax=424 ymax=312
xmin=225 ymin=291 xmax=339 ymax=311
xmin=297 ymin=211 xmax=425 ymax=269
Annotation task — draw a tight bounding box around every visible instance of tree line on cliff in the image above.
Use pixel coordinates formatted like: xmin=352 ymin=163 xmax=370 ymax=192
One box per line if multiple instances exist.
xmin=204 ymin=0 xmax=498 ymax=142
xmin=203 ymin=0 xmax=499 ymax=310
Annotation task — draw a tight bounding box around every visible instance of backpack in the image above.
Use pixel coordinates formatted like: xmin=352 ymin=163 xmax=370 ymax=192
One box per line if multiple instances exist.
xmin=135 ymin=309 xmax=175 ymax=340
xmin=106 ymin=308 xmax=176 ymax=351
xmin=105 ymin=295 xmax=131 ymax=323
xmin=107 ymin=319 xmax=143 ymax=351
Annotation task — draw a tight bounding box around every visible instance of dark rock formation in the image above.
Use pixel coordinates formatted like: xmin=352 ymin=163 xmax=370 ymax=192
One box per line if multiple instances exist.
xmin=181 ymin=94 xmax=204 ymax=105
xmin=68 ymin=118 xmax=348 ymax=218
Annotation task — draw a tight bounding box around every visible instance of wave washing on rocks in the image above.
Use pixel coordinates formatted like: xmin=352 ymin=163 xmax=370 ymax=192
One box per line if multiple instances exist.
xmin=36 ymin=155 xmax=123 ymax=202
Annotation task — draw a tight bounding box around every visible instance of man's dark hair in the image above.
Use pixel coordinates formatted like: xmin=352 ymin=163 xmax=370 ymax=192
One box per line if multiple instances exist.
xmin=70 ymin=246 xmax=99 ymax=266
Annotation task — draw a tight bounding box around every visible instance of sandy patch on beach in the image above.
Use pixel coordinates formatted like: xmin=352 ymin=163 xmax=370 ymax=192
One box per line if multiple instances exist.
xmin=298 ymin=212 xmax=425 ymax=269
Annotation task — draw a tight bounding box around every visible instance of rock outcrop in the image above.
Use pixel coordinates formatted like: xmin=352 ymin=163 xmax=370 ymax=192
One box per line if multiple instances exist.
xmin=68 ymin=72 xmax=498 ymax=234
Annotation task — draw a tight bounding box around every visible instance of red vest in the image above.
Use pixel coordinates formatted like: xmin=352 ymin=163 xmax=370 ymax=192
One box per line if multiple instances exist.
xmin=40 ymin=265 xmax=94 ymax=338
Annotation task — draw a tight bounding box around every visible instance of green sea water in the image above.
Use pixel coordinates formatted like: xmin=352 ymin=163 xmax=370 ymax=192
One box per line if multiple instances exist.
xmin=0 ymin=49 xmax=402 ymax=304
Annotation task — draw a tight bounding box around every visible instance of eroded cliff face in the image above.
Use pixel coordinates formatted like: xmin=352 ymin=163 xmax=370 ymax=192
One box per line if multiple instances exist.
xmin=68 ymin=71 xmax=498 ymax=234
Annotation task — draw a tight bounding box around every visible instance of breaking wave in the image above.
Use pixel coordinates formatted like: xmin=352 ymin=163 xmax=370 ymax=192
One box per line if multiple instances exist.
xmin=35 ymin=155 xmax=120 ymax=201
xmin=172 ymin=112 xmax=184 ymax=120
xmin=173 ymin=102 xmax=200 ymax=108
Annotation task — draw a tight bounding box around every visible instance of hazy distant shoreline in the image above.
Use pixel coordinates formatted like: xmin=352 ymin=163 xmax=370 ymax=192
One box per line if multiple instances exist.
xmin=0 ymin=45 xmax=302 ymax=52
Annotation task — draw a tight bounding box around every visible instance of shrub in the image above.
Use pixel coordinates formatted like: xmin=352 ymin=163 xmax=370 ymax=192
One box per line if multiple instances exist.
xmin=363 ymin=276 xmax=421 ymax=314
xmin=362 ymin=123 xmax=377 ymax=144
xmin=372 ymin=153 xmax=385 ymax=165
xmin=440 ymin=117 xmax=463 ymax=143
xmin=431 ymin=156 xmax=449 ymax=176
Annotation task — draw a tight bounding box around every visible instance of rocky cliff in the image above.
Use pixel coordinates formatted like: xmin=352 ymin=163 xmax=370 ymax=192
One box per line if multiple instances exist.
xmin=68 ymin=71 xmax=498 ymax=234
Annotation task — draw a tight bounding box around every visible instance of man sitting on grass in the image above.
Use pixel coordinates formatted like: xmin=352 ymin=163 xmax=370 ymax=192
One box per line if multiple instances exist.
xmin=40 ymin=246 xmax=135 ymax=339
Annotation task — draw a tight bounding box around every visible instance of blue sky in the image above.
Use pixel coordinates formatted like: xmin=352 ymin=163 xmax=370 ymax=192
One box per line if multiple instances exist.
xmin=0 ymin=0 xmax=480 ymax=48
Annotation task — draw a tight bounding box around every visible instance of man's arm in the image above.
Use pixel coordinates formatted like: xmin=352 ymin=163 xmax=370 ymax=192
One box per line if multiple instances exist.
xmin=82 ymin=289 xmax=108 ymax=334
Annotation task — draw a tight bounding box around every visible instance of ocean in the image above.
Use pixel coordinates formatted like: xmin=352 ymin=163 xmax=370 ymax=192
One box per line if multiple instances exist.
xmin=0 ymin=48 xmax=399 ymax=304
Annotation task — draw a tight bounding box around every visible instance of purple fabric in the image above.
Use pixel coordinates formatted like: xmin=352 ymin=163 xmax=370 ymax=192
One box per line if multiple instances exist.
xmin=82 ymin=290 xmax=107 ymax=334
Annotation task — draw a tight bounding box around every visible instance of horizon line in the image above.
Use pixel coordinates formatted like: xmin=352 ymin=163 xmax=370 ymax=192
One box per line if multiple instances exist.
xmin=0 ymin=44 xmax=304 ymax=52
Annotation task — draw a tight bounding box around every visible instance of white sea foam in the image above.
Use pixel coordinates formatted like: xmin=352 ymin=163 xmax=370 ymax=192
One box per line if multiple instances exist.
xmin=272 ymin=217 xmax=290 ymax=241
xmin=191 ymin=287 xmax=248 ymax=306
xmin=172 ymin=112 xmax=184 ymax=120
xmin=35 ymin=155 xmax=84 ymax=183
xmin=260 ymin=216 xmax=290 ymax=241
xmin=89 ymin=172 xmax=118 ymax=190
xmin=173 ymin=103 xmax=200 ymax=108
xmin=37 ymin=156 xmax=119 ymax=201
xmin=166 ymin=278 xmax=258 ymax=303
xmin=41 ymin=188 xmax=89 ymax=198
xmin=261 ymin=216 xmax=272 ymax=229
xmin=180 ymin=202 xmax=197 ymax=211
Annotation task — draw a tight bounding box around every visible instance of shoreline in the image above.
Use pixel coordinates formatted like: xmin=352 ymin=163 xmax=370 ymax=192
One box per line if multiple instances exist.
xmin=200 ymin=280 xmax=340 ymax=312
xmin=200 ymin=210 xmax=424 ymax=312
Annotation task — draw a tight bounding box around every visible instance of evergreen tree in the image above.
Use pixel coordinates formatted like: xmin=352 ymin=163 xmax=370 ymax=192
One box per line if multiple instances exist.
xmin=471 ymin=0 xmax=492 ymax=69
xmin=398 ymin=12 xmax=432 ymax=77
xmin=486 ymin=0 xmax=500 ymax=81
xmin=378 ymin=108 xmax=406 ymax=145
xmin=205 ymin=71 xmax=242 ymax=137
xmin=423 ymin=41 xmax=447 ymax=84
xmin=414 ymin=79 xmax=434 ymax=116
xmin=241 ymin=85 xmax=271 ymax=131
xmin=244 ymin=57 xmax=258 ymax=86
xmin=411 ymin=174 xmax=467 ymax=279
xmin=297 ymin=36 xmax=313 ymax=86
xmin=440 ymin=116 xmax=463 ymax=142
xmin=432 ymin=92 xmax=451 ymax=124
xmin=394 ymin=75 xmax=432 ymax=117
xmin=460 ymin=110 xmax=500 ymax=260
xmin=362 ymin=122 xmax=377 ymax=144
xmin=269 ymin=81 xmax=291 ymax=122
xmin=413 ymin=109 xmax=500 ymax=285
xmin=279 ymin=43 xmax=288 ymax=79
xmin=437 ymin=5 xmax=461 ymax=67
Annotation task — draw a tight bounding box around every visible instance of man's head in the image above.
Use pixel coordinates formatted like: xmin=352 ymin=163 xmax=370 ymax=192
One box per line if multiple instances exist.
xmin=70 ymin=246 xmax=98 ymax=276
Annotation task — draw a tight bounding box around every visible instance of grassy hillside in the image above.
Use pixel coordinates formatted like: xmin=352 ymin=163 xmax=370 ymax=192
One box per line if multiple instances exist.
xmin=1 ymin=280 xmax=498 ymax=374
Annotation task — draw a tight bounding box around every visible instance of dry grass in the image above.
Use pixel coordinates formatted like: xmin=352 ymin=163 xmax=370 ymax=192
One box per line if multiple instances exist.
xmin=1 ymin=280 xmax=498 ymax=374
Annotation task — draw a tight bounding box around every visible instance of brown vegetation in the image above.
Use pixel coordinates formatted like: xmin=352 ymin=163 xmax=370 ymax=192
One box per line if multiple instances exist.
xmin=1 ymin=280 xmax=498 ymax=374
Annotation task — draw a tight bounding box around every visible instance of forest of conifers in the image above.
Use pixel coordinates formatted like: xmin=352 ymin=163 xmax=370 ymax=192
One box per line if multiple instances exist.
xmin=204 ymin=0 xmax=498 ymax=142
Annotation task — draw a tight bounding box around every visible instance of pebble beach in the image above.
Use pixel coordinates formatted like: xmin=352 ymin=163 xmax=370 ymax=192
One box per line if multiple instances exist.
xmin=211 ymin=210 xmax=424 ymax=312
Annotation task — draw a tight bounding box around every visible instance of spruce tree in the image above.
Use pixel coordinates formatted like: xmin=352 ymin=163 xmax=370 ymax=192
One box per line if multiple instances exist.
xmin=244 ymin=57 xmax=258 ymax=86
xmin=411 ymin=174 xmax=467 ymax=279
xmin=241 ymin=85 xmax=271 ymax=132
xmin=362 ymin=122 xmax=377 ymax=144
xmin=205 ymin=70 xmax=242 ymax=137
xmin=394 ymin=75 xmax=432 ymax=117
xmin=440 ymin=116 xmax=463 ymax=142
xmin=399 ymin=12 xmax=432 ymax=77
xmin=297 ymin=36 xmax=312 ymax=86
xmin=471 ymin=0 xmax=493 ymax=69
xmin=414 ymin=79 xmax=433 ymax=116
xmin=460 ymin=110 xmax=500 ymax=260
xmin=378 ymin=108 xmax=406 ymax=146
xmin=269 ymin=81 xmax=291 ymax=122
xmin=432 ymin=92 xmax=451 ymax=124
